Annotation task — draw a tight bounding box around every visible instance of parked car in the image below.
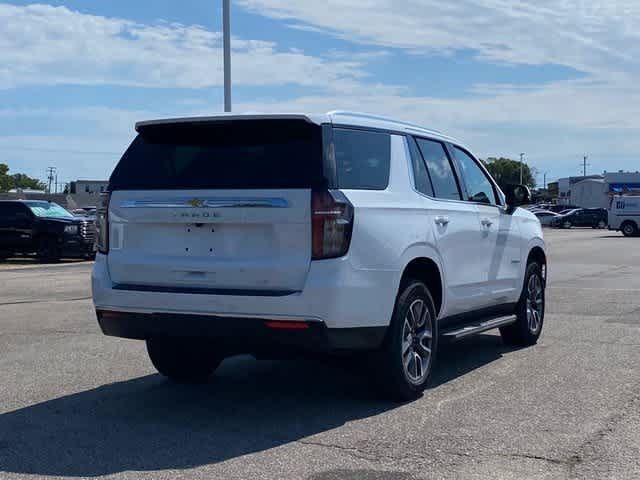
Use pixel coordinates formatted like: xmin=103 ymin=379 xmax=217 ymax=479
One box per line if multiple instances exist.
xmin=608 ymin=196 xmax=640 ymax=237
xmin=547 ymin=204 xmax=579 ymax=213
xmin=0 ymin=200 xmax=96 ymax=261
xmin=72 ymin=207 xmax=97 ymax=218
xmin=534 ymin=210 xmax=561 ymax=226
xmin=551 ymin=208 xmax=608 ymax=229
xmin=92 ymin=111 xmax=547 ymax=400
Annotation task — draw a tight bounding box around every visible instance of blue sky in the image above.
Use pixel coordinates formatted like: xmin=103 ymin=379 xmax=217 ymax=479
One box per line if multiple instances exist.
xmin=1 ymin=1 xmax=639 ymax=187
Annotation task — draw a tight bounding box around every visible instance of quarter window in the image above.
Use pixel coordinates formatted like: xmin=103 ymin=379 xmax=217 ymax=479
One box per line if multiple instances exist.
xmin=453 ymin=147 xmax=497 ymax=205
xmin=415 ymin=138 xmax=461 ymax=200
xmin=333 ymin=128 xmax=391 ymax=190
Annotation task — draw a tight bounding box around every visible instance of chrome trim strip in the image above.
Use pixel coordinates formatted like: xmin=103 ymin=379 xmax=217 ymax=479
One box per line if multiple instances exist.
xmin=120 ymin=197 xmax=289 ymax=209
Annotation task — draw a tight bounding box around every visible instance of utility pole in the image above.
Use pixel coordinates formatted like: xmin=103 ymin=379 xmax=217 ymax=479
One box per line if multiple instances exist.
xmin=543 ymin=171 xmax=548 ymax=190
xmin=519 ymin=153 xmax=525 ymax=185
xmin=581 ymin=155 xmax=589 ymax=177
xmin=46 ymin=167 xmax=56 ymax=194
xmin=223 ymin=0 xmax=232 ymax=112
xmin=54 ymin=172 xmax=58 ymax=194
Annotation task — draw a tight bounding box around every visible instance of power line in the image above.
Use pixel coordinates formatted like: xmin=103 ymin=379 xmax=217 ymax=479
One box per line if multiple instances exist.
xmin=0 ymin=146 xmax=120 ymax=155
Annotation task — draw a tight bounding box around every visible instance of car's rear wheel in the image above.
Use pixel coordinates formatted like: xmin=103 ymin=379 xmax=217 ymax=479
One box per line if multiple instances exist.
xmin=621 ymin=221 xmax=638 ymax=237
xmin=500 ymin=262 xmax=545 ymax=347
xmin=375 ymin=280 xmax=438 ymax=401
xmin=563 ymin=221 xmax=572 ymax=229
xmin=597 ymin=220 xmax=606 ymax=229
xmin=146 ymin=338 xmax=224 ymax=383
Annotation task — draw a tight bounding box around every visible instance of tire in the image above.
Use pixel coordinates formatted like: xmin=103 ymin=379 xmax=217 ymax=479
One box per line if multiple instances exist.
xmin=500 ymin=262 xmax=545 ymax=347
xmin=621 ymin=221 xmax=638 ymax=238
xmin=597 ymin=220 xmax=606 ymax=229
xmin=563 ymin=221 xmax=572 ymax=229
xmin=375 ymin=280 xmax=438 ymax=402
xmin=37 ymin=237 xmax=61 ymax=263
xmin=146 ymin=338 xmax=224 ymax=383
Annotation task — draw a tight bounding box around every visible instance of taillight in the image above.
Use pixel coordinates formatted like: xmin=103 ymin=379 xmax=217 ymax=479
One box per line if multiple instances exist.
xmin=312 ymin=190 xmax=354 ymax=260
xmin=96 ymin=192 xmax=111 ymax=254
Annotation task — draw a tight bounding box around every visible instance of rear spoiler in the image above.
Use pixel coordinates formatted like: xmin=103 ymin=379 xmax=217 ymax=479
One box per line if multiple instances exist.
xmin=135 ymin=114 xmax=320 ymax=132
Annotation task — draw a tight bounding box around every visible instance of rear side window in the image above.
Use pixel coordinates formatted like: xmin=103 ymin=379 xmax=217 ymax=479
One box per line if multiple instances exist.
xmin=407 ymin=136 xmax=434 ymax=196
xmin=415 ymin=138 xmax=461 ymax=200
xmin=109 ymin=120 xmax=325 ymax=190
xmin=333 ymin=128 xmax=391 ymax=190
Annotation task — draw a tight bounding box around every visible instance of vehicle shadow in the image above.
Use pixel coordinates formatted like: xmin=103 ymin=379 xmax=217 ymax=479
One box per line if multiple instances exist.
xmin=0 ymin=334 xmax=514 ymax=477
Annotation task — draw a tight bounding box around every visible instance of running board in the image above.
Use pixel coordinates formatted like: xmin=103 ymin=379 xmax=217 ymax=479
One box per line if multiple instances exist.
xmin=441 ymin=315 xmax=517 ymax=341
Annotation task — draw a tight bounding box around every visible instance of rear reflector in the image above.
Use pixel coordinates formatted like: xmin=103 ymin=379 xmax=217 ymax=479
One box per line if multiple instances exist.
xmin=264 ymin=320 xmax=310 ymax=330
xmin=97 ymin=310 xmax=127 ymax=320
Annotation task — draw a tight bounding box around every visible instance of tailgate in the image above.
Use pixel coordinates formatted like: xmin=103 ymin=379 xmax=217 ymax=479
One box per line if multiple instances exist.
xmin=107 ymin=189 xmax=311 ymax=292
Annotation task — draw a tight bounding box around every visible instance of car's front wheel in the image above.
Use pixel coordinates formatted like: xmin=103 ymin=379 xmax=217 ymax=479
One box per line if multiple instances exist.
xmin=376 ymin=280 xmax=438 ymax=401
xmin=37 ymin=236 xmax=61 ymax=263
xmin=500 ymin=262 xmax=545 ymax=346
xmin=146 ymin=338 xmax=224 ymax=383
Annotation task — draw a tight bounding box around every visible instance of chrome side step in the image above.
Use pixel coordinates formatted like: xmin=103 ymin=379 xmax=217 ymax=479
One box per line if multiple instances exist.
xmin=441 ymin=315 xmax=517 ymax=341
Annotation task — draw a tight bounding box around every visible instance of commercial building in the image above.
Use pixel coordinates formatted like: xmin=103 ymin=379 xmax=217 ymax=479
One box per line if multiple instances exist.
xmin=556 ymin=171 xmax=640 ymax=208
xmin=69 ymin=180 xmax=109 ymax=194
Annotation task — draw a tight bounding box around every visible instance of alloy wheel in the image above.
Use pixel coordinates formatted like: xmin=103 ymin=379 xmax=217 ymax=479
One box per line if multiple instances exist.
xmin=401 ymin=299 xmax=434 ymax=384
xmin=526 ymin=274 xmax=544 ymax=334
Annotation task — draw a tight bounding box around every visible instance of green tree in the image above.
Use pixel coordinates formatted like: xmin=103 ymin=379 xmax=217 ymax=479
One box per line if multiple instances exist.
xmin=11 ymin=173 xmax=46 ymax=191
xmin=0 ymin=164 xmax=46 ymax=192
xmin=0 ymin=163 xmax=10 ymax=192
xmin=481 ymin=157 xmax=537 ymax=190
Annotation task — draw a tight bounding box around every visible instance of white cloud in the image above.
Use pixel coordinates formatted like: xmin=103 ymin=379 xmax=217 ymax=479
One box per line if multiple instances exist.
xmin=237 ymin=0 xmax=640 ymax=77
xmin=0 ymin=3 xmax=368 ymax=90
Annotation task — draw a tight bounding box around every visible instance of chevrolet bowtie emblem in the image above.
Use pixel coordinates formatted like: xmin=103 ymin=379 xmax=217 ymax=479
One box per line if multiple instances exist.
xmin=187 ymin=198 xmax=205 ymax=208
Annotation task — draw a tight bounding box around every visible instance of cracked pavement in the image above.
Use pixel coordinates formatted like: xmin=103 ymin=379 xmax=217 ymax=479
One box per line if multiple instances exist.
xmin=0 ymin=228 xmax=639 ymax=479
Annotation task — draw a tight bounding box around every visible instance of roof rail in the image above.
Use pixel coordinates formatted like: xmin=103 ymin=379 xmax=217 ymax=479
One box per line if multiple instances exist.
xmin=327 ymin=110 xmax=443 ymax=135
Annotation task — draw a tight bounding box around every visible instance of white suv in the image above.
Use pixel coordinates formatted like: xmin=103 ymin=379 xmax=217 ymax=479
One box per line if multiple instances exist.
xmin=92 ymin=111 xmax=547 ymax=400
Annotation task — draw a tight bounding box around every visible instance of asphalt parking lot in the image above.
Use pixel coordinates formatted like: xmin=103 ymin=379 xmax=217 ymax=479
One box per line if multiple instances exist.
xmin=1 ymin=228 xmax=638 ymax=480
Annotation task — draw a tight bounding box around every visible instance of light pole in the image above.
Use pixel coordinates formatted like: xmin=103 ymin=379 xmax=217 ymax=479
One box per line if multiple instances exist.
xmin=543 ymin=171 xmax=548 ymax=190
xmin=519 ymin=153 xmax=525 ymax=185
xmin=223 ymin=0 xmax=232 ymax=112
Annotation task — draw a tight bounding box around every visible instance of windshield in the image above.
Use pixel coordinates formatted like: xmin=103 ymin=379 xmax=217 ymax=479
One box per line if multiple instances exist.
xmin=26 ymin=202 xmax=74 ymax=219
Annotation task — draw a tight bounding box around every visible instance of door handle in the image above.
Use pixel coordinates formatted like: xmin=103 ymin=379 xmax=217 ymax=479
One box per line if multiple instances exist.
xmin=481 ymin=218 xmax=493 ymax=227
xmin=434 ymin=216 xmax=450 ymax=226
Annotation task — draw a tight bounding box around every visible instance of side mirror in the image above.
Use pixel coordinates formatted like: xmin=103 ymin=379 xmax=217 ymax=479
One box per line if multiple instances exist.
xmin=503 ymin=184 xmax=531 ymax=213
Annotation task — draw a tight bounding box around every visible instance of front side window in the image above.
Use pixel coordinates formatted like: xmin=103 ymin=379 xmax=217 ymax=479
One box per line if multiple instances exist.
xmin=415 ymin=138 xmax=461 ymax=200
xmin=333 ymin=128 xmax=391 ymax=190
xmin=453 ymin=147 xmax=497 ymax=205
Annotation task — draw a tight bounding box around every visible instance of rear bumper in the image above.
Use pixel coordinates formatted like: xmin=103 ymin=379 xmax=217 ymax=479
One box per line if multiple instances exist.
xmin=92 ymin=252 xmax=397 ymax=346
xmin=96 ymin=309 xmax=386 ymax=353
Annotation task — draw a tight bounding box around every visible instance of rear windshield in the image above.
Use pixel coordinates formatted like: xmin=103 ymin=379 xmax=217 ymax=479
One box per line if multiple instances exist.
xmin=109 ymin=119 xmax=325 ymax=190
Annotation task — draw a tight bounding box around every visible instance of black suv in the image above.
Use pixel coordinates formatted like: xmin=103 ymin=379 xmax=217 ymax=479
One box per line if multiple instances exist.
xmin=0 ymin=200 xmax=96 ymax=261
xmin=552 ymin=208 xmax=608 ymax=229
